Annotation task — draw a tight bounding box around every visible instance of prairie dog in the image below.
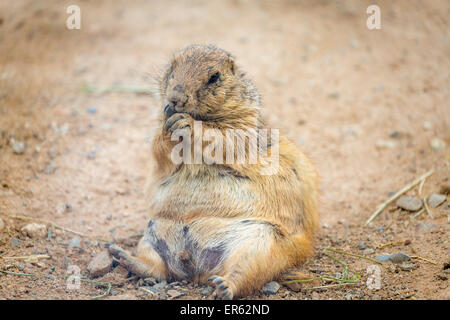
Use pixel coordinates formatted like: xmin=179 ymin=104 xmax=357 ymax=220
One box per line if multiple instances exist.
xmin=109 ymin=45 xmax=319 ymax=299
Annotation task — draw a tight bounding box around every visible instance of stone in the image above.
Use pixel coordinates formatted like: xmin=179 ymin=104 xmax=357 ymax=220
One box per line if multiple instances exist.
xmin=143 ymin=277 xmax=156 ymax=286
xmin=396 ymin=196 xmax=422 ymax=211
xmin=262 ymin=281 xmax=280 ymax=295
xmin=167 ymin=289 xmax=182 ymax=298
xmin=12 ymin=141 xmax=25 ymax=154
xmin=21 ymin=223 xmax=47 ymax=239
xmin=388 ymin=252 xmax=411 ymax=264
xmin=201 ymin=286 xmax=213 ymax=296
xmin=428 ymin=194 xmax=446 ymax=208
xmin=153 ymin=280 xmax=167 ymax=290
xmin=11 ymin=237 xmax=20 ymax=247
xmin=87 ymin=250 xmax=113 ymax=278
xmin=430 ymin=138 xmax=445 ymax=151
xmin=376 ymin=252 xmax=411 ymax=264
xmin=398 ymin=264 xmax=418 ymax=271
xmin=357 ymin=242 xmax=366 ymax=250
xmin=68 ymin=237 xmax=81 ymax=248
xmin=44 ymin=161 xmax=58 ymax=174
xmin=363 ymin=248 xmax=375 ymax=255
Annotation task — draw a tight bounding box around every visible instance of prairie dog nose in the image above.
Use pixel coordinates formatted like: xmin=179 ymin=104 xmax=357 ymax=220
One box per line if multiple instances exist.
xmin=167 ymin=85 xmax=187 ymax=109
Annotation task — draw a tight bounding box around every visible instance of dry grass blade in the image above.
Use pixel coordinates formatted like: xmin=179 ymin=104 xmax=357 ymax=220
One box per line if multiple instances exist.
xmin=139 ymin=286 xmax=156 ymax=295
xmin=325 ymin=247 xmax=383 ymax=265
xmin=305 ymin=282 xmax=358 ymax=290
xmin=411 ymin=255 xmax=438 ymax=265
xmin=423 ymin=197 xmax=434 ymax=218
xmin=1 ymin=254 xmax=50 ymax=263
xmin=0 ymin=270 xmax=36 ymax=277
xmin=365 ymin=169 xmax=435 ymax=225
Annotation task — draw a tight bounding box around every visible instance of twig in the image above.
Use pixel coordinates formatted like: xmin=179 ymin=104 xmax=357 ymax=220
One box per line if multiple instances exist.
xmin=305 ymin=282 xmax=359 ymax=291
xmin=365 ymin=169 xmax=435 ymax=225
xmin=139 ymin=286 xmax=155 ymax=295
xmin=7 ymin=215 xmax=108 ymax=242
xmin=377 ymin=241 xmax=404 ymax=249
xmin=1 ymin=254 xmax=50 ymax=262
xmin=411 ymin=255 xmax=437 ymax=265
xmin=325 ymin=248 xmax=383 ymax=265
xmin=0 ymin=270 xmax=35 ymax=277
xmin=419 ymin=178 xmax=426 ymax=197
xmin=423 ymin=197 xmax=434 ymax=218
xmin=80 ymin=278 xmax=112 ymax=300
xmin=82 ymin=84 xmax=154 ymax=95
xmin=410 ymin=208 xmax=425 ymax=220
xmin=323 ymin=252 xmax=347 ymax=268
xmin=281 ymin=275 xmax=358 ymax=285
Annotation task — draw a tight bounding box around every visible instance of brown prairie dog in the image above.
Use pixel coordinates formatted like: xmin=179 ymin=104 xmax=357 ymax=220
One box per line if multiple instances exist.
xmin=109 ymin=44 xmax=319 ymax=299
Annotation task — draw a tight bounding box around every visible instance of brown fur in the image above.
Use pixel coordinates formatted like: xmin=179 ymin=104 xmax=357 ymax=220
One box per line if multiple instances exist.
xmin=109 ymin=45 xmax=319 ymax=299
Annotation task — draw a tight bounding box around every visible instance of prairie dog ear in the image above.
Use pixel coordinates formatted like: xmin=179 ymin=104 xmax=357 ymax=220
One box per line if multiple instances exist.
xmin=227 ymin=57 xmax=236 ymax=75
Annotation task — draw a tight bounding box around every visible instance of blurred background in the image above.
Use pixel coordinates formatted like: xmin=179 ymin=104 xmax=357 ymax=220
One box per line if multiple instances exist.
xmin=0 ymin=0 xmax=448 ymax=300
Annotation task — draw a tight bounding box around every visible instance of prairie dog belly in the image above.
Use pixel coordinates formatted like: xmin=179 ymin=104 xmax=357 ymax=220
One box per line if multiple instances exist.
xmin=151 ymin=167 xmax=260 ymax=219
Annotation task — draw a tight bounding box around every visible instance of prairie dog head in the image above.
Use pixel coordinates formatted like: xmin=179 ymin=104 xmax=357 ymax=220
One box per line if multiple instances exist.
xmin=159 ymin=45 xmax=260 ymax=124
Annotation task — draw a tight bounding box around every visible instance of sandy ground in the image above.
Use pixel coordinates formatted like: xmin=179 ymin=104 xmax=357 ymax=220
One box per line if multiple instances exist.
xmin=0 ymin=0 xmax=449 ymax=300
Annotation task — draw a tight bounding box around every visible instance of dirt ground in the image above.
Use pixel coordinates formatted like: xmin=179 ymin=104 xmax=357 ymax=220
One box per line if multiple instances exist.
xmin=0 ymin=0 xmax=449 ymax=300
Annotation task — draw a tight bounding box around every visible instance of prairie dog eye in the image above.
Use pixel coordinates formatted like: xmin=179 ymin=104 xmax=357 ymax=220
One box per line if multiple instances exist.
xmin=207 ymin=72 xmax=220 ymax=85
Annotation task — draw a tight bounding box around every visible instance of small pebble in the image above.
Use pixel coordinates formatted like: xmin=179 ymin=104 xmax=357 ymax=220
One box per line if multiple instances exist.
xmin=11 ymin=237 xmax=20 ymax=247
xmin=376 ymin=252 xmax=411 ymax=264
xmin=44 ymin=161 xmax=58 ymax=174
xmin=345 ymin=293 xmax=354 ymax=300
xmin=430 ymin=138 xmax=445 ymax=151
xmin=311 ymin=292 xmax=320 ymax=300
xmin=262 ymin=281 xmax=280 ymax=295
xmin=153 ymin=280 xmax=167 ymax=290
xmin=358 ymin=242 xmax=366 ymax=250
xmin=363 ymin=248 xmax=375 ymax=255
xmin=423 ymin=121 xmax=432 ymax=130
xmin=12 ymin=141 xmax=25 ymax=154
xmin=144 ymin=277 xmax=156 ymax=286
xmin=396 ymin=196 xmax=422 ymax=212
xmin=142 ymin=286 xmax=161 ymax=294
xmin=68 ymin=237 xmax=81 ymax=248
xmin=21 ymin=223 xmax=47 ymax=239
xmin=398 ymin=264 xmax=418 ymax=271
xmin=87 ymin=151 xmax=96 ymax=160
xmin=428 ymin=194 xmax=446 ymax=208
xmin=167 ymin=289 xmax=182 ymax=298
xmin=349 ymin=39 xmax=359 ymax=48
xmin=201 ymin=286 xmax=213 ymax=296
xmin=87 ymin=107 xmax=97 ymax=114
